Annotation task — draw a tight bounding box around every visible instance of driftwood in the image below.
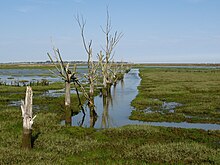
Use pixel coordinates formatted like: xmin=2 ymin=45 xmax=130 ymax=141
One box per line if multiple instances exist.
xmin=21 ymin=86 xmax=36 ymax=149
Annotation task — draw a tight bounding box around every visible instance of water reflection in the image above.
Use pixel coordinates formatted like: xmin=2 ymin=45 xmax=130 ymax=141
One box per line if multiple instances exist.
xmin=70 ymin=69 xmax=220 ymax=130
xmin=101 ymin=94 xmax=112 ymax=128
xmin=71 ymin=69 xmax=141 ymax=128
xmin=89 ymin=106 xmax=97 ymax=127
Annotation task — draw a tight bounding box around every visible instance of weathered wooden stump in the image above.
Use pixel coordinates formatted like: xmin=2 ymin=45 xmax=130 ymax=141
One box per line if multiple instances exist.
xmin=22 ymin=128 xmax=32 ymax=149
xmin=21 ymin=86 xmax=36 ymax=149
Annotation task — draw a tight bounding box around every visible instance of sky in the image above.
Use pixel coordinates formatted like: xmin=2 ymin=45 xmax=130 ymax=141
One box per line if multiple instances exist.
xmin=0 ymin=0 xmax=220 ymax=63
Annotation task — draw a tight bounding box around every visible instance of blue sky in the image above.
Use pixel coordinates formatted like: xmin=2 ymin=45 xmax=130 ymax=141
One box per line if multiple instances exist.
xmin=0 ymin=0 xmax=220 ymax=63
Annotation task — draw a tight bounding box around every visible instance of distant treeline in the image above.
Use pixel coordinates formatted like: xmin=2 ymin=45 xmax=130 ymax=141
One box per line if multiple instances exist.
xmin=0 ymin=61 xmax=129 ymax=65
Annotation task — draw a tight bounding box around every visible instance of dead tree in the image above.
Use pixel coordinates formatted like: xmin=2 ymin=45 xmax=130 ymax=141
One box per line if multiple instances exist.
xmin=77 ymin=9 xmax=122 ymax=97
xmin=98 ymin=51 xmax=113 ymax=95
xmin=112 ymin=62 xmax=126 ymax=86
xmin=21 ymin=86 xmax=36 ymax=149
xmin=76 ymin=15 xmax=99 ymax=100
xmin=47 ymin=47 xmax=90 ymax=123
xmin=99 ymin=9 xmax=123 ymax=96
xmin=47 ymin=48 xmax=75 ymax=108
xmin=76 ymin=15 xmax=98 ymax=119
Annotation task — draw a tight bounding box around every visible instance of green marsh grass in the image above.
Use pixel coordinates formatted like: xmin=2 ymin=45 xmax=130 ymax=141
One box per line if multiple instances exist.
xmin=0 ymin=66 xmax=220 ymax=164
xmin=131 ymin=68 xmax=220 ymax=123
xmin=0 ymin=107 xmax=219 ymax=164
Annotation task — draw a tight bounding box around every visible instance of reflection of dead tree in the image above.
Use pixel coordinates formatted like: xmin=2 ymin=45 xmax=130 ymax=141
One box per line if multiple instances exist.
xmin=79 ymin=113 xmax=85 ymax=127
xmin=21 ymin=86 xmax=36 ymax=149
xmin=101 ymin=94 xmax=113 ymax=128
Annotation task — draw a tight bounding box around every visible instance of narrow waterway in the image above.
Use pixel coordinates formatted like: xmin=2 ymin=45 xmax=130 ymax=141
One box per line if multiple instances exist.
xmin=71 ymin=69 xmax=141 ymax=128
xmin=70 ymin=69 xmax=220 ymax=130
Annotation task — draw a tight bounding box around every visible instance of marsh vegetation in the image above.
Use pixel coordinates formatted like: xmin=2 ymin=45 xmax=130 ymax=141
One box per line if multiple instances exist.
xmin=0 ymin=64 xmax=220 ymax=164
xmin=131 ymin=67 xmax=220 ymax=124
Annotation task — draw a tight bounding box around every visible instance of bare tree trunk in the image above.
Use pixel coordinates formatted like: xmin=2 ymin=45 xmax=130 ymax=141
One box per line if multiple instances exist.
xmin=106 ymin=82 xmax=112 ymax=96
xmin=21 ymin=86 xmax=36 ymax=149
xmin=65 ymin=82 xmax=71 ymax=107
xmin=103 ymin=76 xmax=107 ymax=88
xmin=65 ymin=72 xmax=72 ymax=107
xmin=89 ymin=76 xmax=94 ymax=98
xmin=22 ymin=129 xmax=32 ymax=149
xmin=64 ymin=81 xmax=72 ymax=125
xmin=48 ymin=49 xmax=75 ymax=109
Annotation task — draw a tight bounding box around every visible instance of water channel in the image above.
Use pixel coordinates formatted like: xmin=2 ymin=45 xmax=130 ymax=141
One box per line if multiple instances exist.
xmin=69 ymin=69 xmax=220 ymax=131
xmin=2 ymin=67 xmax=219 ymax=130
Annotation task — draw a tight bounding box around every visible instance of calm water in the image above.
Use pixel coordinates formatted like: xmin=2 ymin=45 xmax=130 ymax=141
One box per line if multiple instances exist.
xmin=71 ymin=69 xmax=141 ymax=128
xmin=70 ymin=69 xmax=220 ymax=130
xmin=0 ymin=66 xmax=87 ymax=85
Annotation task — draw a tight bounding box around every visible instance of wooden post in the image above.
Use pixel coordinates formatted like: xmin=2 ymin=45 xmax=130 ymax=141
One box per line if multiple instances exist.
xmin=21 ymin=86 xmax=36 ymax=149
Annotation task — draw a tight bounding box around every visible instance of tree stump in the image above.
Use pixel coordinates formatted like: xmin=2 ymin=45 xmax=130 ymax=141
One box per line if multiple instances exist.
xmin=21 ymin=86 xmax=36 ymax=149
